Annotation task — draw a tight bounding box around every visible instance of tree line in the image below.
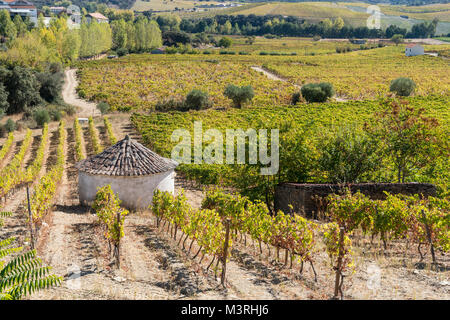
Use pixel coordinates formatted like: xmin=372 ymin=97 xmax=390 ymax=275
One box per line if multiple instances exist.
xmin=173 ymin=14 xmax=442 ymax=39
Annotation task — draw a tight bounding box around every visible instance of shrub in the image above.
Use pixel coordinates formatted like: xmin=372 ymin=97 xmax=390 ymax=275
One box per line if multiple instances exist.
xmin=182 ymin=89 xmax=212 ymax=111
xmin=291 ymin=92 xmax=301 ymax=105
xmin=218 ymin=37 xmax=232 ymax=48
xmin=313 ymin=35 xmax=321 ymax=41
xmin=301 ymin=82 xmax=335 ymax=103
xmin=4 ymin=118 xmax=15 ymax=132
xmin=33 ymin=108 xmax=50 ymax=127
xmin=49 ymin=109 xmax=61 ymax=121
xmin=224 ymin=85 xmax=254 ymax=108
xmin=389 ymin=77 xmax=416 ymax=97
xmin=97 ymin=102 xmax=111 ymax=114
xmin=117 ymin=47 xmax=129 ymax=57
xmin=155 ymin=98 xmax=183 ymax=112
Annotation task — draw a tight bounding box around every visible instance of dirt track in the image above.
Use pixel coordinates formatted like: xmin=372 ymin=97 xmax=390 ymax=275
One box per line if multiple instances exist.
xmin=62 ymin=69 xmax=101 ymax=118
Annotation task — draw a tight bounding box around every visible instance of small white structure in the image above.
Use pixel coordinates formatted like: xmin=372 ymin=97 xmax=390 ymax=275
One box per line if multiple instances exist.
xmin=76 ymin=135 xmax=178 ymax=210
xmin=405 ymin=43 xmax=424 ymax=57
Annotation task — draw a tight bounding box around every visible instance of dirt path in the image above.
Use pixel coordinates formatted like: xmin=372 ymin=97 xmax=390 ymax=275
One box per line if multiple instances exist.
xmin=62 ymin=69 xmax=101 ymax=118
xmin=251 ymin=66 xmax=348 ymax=102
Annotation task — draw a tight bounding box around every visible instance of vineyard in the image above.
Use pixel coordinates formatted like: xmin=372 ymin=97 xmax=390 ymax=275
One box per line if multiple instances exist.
xmin=75 ymin=43 xmax=450 ymax=110
xmin=0 ymin=34 xmax=449 ymax=300
xmin=0 ymin=112 xmax=447 ymax=300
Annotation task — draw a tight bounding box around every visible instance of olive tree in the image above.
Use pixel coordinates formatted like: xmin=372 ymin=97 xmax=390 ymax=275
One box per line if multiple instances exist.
xmin=224 ymin=84 xmax=254 ymax=108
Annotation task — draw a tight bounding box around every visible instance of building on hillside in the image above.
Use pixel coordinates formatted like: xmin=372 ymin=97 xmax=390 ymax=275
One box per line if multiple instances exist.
xmin=49 ymin=6 xmax=65 ymax=14
xmin=405 ymin=43 xmax=424 ymax=56
xmin=75 ymin=135 xmax=178 ymax=210
xmin=0 ymin=0 xmax=37 ymax=25
xmin=86 ymin=12 xmax=109 ymax=24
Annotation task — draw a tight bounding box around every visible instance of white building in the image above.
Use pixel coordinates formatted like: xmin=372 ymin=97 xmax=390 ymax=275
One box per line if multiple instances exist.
xmin=76 ymin=135 xmax=178 ymax=210
xmin=0 ymin=0 xmax=37 ymax=25
xmin=405 ymin=43 xmax=424 ymax=57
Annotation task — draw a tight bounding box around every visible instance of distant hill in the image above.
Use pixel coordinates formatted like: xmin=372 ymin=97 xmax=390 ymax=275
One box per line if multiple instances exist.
xmin=32 ymin=0 xmax=136 ymax=10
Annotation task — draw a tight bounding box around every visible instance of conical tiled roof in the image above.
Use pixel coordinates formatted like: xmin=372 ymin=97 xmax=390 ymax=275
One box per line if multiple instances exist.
xmin=76 ymin=135 xmax=178 ymax=176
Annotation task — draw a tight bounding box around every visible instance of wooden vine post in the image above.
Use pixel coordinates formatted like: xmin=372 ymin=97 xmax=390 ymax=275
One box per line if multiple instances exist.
xmin=115 ymin=211 xmax=121 ymax=269
xmin=421 ymin=209 xmax=436 ymax=265
xmin=26 ymin=184 xmax=35 ymax=250
xmin=333 ymin=227 xmax=345 ymax=300
xmin=221 ymin=218 xmax=231 ymax=287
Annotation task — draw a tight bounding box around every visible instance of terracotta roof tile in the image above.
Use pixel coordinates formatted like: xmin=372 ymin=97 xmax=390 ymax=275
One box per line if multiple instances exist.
xmin=76 ymin=135 xmax=178 ymax=176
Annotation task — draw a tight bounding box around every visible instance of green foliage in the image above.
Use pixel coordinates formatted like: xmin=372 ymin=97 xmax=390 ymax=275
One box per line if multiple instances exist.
xmin=389 ymin=77 xmax=416 ymax=97
xmin=4 ymin=119 xmax=15 ymax=133
xmin=3 ymin=66 xmax=41 ymax=114
xmin=317 ymin=128 xmax=379 ymax=183
xmin=183 ymin=89 xmax=212 ymax=111
xmin=224 ymin=84 xmax=255 ymax=108
xmin=218 ymin=37 xmax=233 ymax=48
xmin=33 ymin=108 xmax=50 ymax=127
xmin=391 ymin=34 xmax=404 ymax=45
xmin=301 ymin=82 xmax=334 ymax=103
xmin=365 ymin=98 xmax=447 ymax=183
xmin=291 ymin=92 xmax=301 ymax=105
xmin=97 ymin=102 xmax=111 ymax=115
xmin=37 ymin=71 xmax=64 ymax=103
xmin=0 ymin=211 xmax=61 ymax=300
xmin=92 ymin=184 xmax=128 ymax=247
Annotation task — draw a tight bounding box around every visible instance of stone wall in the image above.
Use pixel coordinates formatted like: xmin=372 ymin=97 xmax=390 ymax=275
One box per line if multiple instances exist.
xmin=274 ymin=183 xmax=437 ymax=218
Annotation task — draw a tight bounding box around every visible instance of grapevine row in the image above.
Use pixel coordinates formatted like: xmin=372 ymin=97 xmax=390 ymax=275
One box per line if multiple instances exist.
xmin=201 ymin=189 xmax=317 ymax=276
xmin=103 ymin=117 xmax=117 ymax=145
xmin=22 ymin=123 xmax=49 ymax=184
xmin=0 ymin=129 xmax=33 ymax=199
xmin=73 ymin=119 xmax=85 ymax=161
xmin=92 ymin=185 xmax=128 ymax=268
xmin=31 ymin=121 xmax=66 ymax=225
xmin=0 ymin=132 xmax=14 ymax=163
xmin=152 ymin=190 xmax=232 ymax=279
xmin=88 ymin=116 xmax=103 ymax=154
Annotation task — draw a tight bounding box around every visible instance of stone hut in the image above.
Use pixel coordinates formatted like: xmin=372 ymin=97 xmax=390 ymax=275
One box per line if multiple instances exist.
xmin=76 ymin=135 xmax=178 ymax=210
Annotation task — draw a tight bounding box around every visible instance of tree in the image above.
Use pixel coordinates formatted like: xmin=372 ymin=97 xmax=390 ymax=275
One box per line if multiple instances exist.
xmin=218 ymin=36 xmax=232 ymax=48
xmin=317 ymin=128 xmax=379 ymax=183
xmin=391 ymin=34 xmax=404 ymax=46
xmin=0 ymin=10 xmax=17 ymax=41
xmin=365 ymin=99 xmax=447 ymax=183
xmin=301 ymin=82 xmax=334 ymax=103
xmin=390 ymin=77 xmax=416 ymax=97
xmin=3 ymin=66 xmax=41 ymax=114
xmin=37 ymin=71 xmax=64 ymax=103
xmin=183 ymin=89 xmax=212 ymax=111
xmin=0 ymin=82 xmax=9 ymax=112
xmin=224 ymin=84 xmax=254 ymax=108
xmin=13 ymin=15 xmax=27 ymax=37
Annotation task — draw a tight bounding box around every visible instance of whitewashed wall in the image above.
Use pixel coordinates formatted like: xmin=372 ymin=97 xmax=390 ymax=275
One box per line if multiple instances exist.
xmin=78 ymin=170 xmax=176 ymax=210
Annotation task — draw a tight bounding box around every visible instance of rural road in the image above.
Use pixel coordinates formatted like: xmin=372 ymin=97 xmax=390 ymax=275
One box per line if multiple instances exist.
xmin=62 ymin=69 xmax=101 ymax=118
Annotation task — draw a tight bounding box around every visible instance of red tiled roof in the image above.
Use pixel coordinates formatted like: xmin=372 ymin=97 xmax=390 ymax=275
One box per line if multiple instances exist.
xmin=88 ymin=12 xmax=108 ymax=20
xmin=406 ymin=43 xmax=419 ymax=48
